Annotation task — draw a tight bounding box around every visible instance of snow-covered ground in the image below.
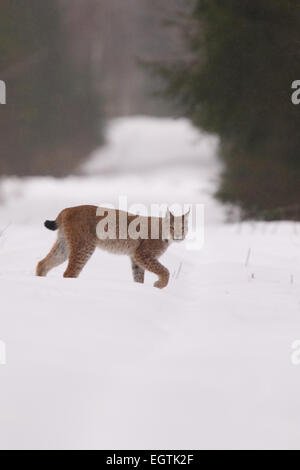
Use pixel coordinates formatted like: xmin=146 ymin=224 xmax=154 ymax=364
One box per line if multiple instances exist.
xmin=0 ymin=117 xmax=300 ymax=450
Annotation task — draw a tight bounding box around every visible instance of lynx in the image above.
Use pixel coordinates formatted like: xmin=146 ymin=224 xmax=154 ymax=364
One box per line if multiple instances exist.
xmin=36 ymin=205 xmax=189 ymax=289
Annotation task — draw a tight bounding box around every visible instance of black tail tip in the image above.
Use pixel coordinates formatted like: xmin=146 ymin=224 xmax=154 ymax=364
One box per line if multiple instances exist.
xmin=44 ymin=220 xmax=58 ymax=231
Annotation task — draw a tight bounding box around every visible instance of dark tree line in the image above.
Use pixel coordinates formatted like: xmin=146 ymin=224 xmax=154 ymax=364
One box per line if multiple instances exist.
xmin=0 ymin=0 xmax=103 ymax=176
xmin=0 ymin=0 xmax=190 ymax=177
xmin=159 ymin=0 xmax=300 ymax=219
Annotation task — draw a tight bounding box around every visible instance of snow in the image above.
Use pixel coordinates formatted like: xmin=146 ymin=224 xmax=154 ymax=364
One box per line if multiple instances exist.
xmin=0 ymin=117 xmax=300 ymax=450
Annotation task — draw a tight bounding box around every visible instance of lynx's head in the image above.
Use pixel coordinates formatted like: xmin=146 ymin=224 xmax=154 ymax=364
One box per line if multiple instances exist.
xmin=164 ymin=208 xmax=190 ymax=242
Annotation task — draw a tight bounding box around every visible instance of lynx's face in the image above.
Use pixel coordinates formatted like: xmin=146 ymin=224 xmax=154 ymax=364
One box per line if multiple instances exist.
xmin=166 ymin=209 xmax=190 ymax=242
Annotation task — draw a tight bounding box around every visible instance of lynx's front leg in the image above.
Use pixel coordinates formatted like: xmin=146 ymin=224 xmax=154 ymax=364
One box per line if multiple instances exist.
xmin=133 ymin=250 xmax=170 ymax=289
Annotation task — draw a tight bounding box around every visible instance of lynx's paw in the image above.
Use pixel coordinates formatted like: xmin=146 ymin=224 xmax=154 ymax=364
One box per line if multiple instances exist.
xmin=36 ymin=261 xmax=47 ymax=277
xmin=154 ymin=275 xmax=169 ymax=289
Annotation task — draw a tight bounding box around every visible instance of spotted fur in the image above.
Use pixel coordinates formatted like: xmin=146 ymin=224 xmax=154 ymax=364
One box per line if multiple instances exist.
xmin=36 ymin=205 xmax=189 ymax=289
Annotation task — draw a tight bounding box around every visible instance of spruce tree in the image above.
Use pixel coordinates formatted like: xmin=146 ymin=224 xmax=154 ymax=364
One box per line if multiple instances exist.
xmin=159 ymin=0 xmax=300 ymax=218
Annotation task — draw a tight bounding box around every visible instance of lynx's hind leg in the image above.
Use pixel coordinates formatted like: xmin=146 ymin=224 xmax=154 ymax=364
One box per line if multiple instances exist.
xmin=36 ymin=231 xmax=69 ymax=277
xmin=63 ymin=242 xmax=96 ymax=278
xmin=131 ymin=257 xmax=145 ymax=284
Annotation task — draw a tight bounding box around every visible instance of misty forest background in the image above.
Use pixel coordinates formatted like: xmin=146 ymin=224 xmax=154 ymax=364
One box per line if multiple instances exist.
xmin=0 ymin=0 xmax=300 ymax=219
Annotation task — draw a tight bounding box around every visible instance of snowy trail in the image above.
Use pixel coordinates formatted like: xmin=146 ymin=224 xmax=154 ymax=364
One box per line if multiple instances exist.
xmin=0 ymin=118 xmax=300 ymax=449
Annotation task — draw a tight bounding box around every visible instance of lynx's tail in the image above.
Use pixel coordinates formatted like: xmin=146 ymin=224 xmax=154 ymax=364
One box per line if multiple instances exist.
xmin=44 ymin=211 xmax=63 ymax=231
xmin=44 ymin=220 xmax=58 ymax=231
